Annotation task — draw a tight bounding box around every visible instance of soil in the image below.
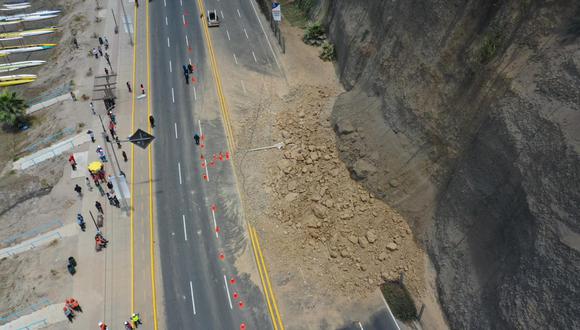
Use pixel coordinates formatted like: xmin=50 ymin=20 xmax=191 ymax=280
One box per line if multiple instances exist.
xmin=233 ymin=24 xmax=428 ymax=328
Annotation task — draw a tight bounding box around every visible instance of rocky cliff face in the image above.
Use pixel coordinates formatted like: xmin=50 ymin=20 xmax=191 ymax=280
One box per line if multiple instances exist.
xmin=324 ymin=0 xmax=580 ymax=328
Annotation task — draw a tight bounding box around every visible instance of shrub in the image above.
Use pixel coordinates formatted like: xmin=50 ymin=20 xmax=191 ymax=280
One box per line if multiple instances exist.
xmin=380 ymin=280 xmax=417 ymax=321
xmin=319 ymin=41 xmax=336 ymax=61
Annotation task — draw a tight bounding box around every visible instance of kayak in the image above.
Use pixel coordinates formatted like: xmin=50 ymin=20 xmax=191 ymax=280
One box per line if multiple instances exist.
xmin=0 ymin=60 xmax=45 ymax=72
xmin=0 ymin=27 xmax=57 ymax=41
xmin=0 ymin=43 xmax=56 ymax=56
xmin=0 ymin=74 xmax=36 ymax=86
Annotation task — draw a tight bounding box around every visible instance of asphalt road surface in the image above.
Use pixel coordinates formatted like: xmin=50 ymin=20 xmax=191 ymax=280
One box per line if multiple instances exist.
xmin=149 ymin=0 xmax=273 ymax=328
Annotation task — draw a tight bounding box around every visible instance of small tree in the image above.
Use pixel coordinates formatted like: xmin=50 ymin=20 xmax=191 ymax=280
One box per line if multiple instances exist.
xmin=0 ymin=89 xmax=27 ymax=127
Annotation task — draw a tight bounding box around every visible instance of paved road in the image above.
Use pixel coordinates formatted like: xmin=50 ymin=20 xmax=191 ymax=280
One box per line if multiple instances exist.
xmin=148 ymin=0 xmax=273 ymax=328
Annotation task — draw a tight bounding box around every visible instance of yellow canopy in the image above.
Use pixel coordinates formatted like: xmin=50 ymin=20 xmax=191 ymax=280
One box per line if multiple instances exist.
xmin=88 ymin=161 xmax=103 ymax=172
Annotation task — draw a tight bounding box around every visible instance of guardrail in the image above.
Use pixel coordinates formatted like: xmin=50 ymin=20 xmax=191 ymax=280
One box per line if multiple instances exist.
xmin=0 ymin=220 xmax=63 ymax=247
xmin=0 ymin=232 xmax=62 ymax=259
xmin=0 ymin=299 xmax=50 ymax=324
xmin=21 ymin=128 xmax=75 ymax=154
xmin=16 ymin=318 xmax=47 ymax=330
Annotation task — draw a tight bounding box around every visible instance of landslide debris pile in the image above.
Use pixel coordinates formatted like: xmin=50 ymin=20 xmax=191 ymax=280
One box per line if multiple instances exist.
xmin=263 ymin=85 xmax=424 ymax=297
xmin=323 ymin=0 xmax=580 ymax=329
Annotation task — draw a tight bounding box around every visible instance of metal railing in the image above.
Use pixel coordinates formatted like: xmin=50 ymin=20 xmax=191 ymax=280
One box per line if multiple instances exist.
xmin=0 ymin=232 xmax=63 ymax=258
xmin=0 ymin=299 xmax=50 ymax=324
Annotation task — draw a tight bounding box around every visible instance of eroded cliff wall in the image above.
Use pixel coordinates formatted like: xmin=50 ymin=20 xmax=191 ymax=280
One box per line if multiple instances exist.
xmin=325 ymin=1 xmax=580 ymax=328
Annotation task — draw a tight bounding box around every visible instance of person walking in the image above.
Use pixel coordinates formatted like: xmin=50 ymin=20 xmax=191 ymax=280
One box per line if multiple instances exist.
xmin=115 ymin=136 xmax=122 ymax=149
xmin=149 ymin=115 xmax=155 ymax=128
xmin=98 ymin=45 xmax=103 ymax=56
xmin=106 ymin=181 xmax=114 ymax=193
xmin=95 ymin=180 xmax=105 ymax=196
xmin=126 ymin=81 xmax=132 ymax=92
xmin=188 ymin=63 xmax=193 ymax=73
xmin=69 ymin=156 xmax=77 ymax=171
xmin=72 ymin=37 xmax=79 ymax=49
xmin=99 ymin=36 xmax=104 ymax=45
xmin=98 ymin=321 xmax=109 ymax=330
xmin=87 ymin=130 xmax=96 ymax=142
xmin=74 ymin=184 xmax=82 ymax=197
xmin=89 ymin=102 xmax=95 ymax=115
xmin=108 ymin=110 xmax=116 ymax=124
xmin=122 ymin=151 xmax=128 ymax=162
xmin=104 ymin=37 xmax=109 ymax=50
xmin=104 ymin=52 xmax=111 ymax=66
xmin=95 ymin=201 xmax=103 ymax=214
xmin=106 ymin=192 xmax=114 ymax=205
xmin=140 ymin=84 xmax=145 ymax=95
xmin=92 ymin=48 xmax=98 ymax=59
xmin=112 ymin=195 xmax=120 ymax=208
xmin=131 ymin=313 xmax=141 ymax=327
xmin=104 ymin=68 xmax=109 ymax=76
xmin=193 ymin=133 xmax=200 ymax=145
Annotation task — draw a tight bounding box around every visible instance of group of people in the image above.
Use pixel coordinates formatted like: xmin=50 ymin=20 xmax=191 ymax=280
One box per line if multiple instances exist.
xmin=91 ymin=36 xmax=109 ymax=59
xmin=182 ymin=63 xmax=194 ymax=84
xmin=98 ymin=313 xmax=141 ymax=330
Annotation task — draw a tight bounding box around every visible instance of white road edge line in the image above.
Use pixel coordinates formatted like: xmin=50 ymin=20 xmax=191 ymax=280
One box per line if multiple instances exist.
xmin=233 ymin=53 xmax=238 ymax=64
xmin=252 ymin=51 xmax=257 ymax=63
xmin=223 ymin=275 xmax=233 ymax=309
xmin=189 ymin=281 xmax=197 ymax=315
xmin=193 ymin=87 xmax=197 ymax=100
xmin=243 ymin=28 xmax=249 ymax=39
xmin=241 ymin=80 xmax=246 ymax=94
xmin=248 ymin=0 xmax=281 ymax=70
xmin=380 ymin=293 xmax=402 ymax=330
xmin=237 ymin=9 xmax=241 ymax=17
xmin=174 ymin=122 xmax=178 ymax=139
xmin=169 ymin=60 xmax=172 ymax=73
xmin=171 ymin=87 xmax=175 ymax=103
xmin=226 ymin=29 xmax=231 ymax=41
xmin=167 ymin=37 xmax=170 ymax=48
xmin=178 ymin=162 xmax=182 ymax=185
xmin=182 ymin=214 xmax=188 ymax=241
xmin=211 ymin=208 xmax=218 ymax=238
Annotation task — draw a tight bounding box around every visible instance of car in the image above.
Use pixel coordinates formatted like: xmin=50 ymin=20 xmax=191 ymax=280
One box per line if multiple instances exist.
xmin=207 ymin=10 xmax=219 ymax=27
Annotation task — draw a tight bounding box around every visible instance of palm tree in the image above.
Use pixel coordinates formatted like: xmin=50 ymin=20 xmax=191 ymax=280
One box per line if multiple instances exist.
xmin=0 ymin=89 xmax=27 ymax=127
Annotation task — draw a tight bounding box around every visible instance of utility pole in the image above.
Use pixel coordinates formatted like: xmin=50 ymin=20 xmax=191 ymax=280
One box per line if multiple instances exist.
xmin=111 ymin=9 xmax=119 ymax=34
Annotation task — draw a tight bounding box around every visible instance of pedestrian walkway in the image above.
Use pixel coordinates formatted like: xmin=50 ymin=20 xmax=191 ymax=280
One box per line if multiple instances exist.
xmin=0 ymin=303 xmax=66 ymax=330
xmin=13 ymin=133 xmax=90 ymax=171
xmin=71 ymin=151 xmax=89 ymax=178
xmin=26 ymin=92 xmax=73 ymax=115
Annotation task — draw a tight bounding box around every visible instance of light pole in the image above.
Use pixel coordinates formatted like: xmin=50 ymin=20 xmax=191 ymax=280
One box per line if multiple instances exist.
xmin=120 ymin=0 xmax=133 ymax=46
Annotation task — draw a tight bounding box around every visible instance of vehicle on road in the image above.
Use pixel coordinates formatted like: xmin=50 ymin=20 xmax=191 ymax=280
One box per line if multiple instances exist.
xmin=207 ymin=10 xmax=219 ymax=27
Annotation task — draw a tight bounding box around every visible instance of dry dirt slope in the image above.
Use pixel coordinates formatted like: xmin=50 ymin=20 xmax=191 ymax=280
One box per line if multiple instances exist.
xmin=232 ymin=25 xmax=426 ymax=329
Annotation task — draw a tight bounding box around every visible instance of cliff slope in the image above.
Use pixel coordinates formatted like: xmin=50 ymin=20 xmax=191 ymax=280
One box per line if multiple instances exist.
xmin=326 ymin=1 xmax=580 ymax=329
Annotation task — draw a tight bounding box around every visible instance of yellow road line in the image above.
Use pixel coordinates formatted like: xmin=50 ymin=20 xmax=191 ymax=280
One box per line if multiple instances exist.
xmin=248 ymin=224 xmax=278 ymax=330
xmin=130 ymin=1 xmax=138 ymax=314
xmin=194 ymin=0 xmax=284 ymax=328
xmin=252 ymin=226 xmax=284 ymax=330
xmin=146 ymin=0 xmax=159 ymax=328
xmin=196 ymin=0 xmax=235 ymax=150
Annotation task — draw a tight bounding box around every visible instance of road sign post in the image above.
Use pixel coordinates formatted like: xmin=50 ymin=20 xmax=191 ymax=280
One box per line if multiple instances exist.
xmin=272 ymin=2 xmax=282 ymax=22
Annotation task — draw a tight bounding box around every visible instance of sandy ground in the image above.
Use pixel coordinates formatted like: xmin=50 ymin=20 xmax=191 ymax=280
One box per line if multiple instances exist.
xmin=0 ymin=0 xmax=113 ymax=324
xmin=230 ymin=23 xmax=443 ymax=329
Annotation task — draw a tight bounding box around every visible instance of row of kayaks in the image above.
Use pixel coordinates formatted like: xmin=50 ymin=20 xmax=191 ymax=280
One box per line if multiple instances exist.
xmin=0 ymin=26 xmax=56 ymax=41
xmin=0 ymin=7 xmax=60 ymax=86
xmin=0 ymin=9 xmax=59 ymax=25
xmin=0 ymin=74 xmax=37 ymax=86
